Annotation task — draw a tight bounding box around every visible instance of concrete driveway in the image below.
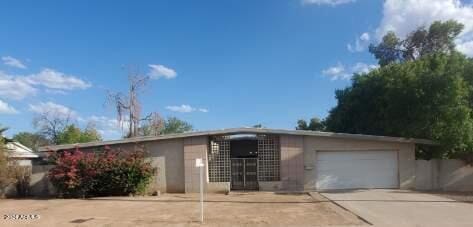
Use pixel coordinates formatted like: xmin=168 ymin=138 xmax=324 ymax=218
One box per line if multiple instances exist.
xmin=322 ymin=189 xmax=473 ymax=227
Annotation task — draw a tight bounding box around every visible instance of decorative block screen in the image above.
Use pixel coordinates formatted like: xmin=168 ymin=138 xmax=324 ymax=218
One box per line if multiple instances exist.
xmin=208 ymin=136 xmax=231 ymax=182
xmin=208 ymin=134 xmax=280 ymax=183
xmin=257 ymin=135 xmax=280 ymax=182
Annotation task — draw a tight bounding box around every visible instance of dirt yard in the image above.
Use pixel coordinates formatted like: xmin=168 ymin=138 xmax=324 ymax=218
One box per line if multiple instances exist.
xmin=0 ymin=192 xmax=365 ymax=226
xmin=430 ymin=191 xmax=473 ymax=203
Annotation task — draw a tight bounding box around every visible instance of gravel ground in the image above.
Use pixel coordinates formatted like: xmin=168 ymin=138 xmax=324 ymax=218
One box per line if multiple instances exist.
xmin=0 ymin=192 xmax=365 ymax=226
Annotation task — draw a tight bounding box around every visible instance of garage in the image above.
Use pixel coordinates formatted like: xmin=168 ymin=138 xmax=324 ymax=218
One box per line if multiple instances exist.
xmin=316 ymin=150 xmax=398 ymax=190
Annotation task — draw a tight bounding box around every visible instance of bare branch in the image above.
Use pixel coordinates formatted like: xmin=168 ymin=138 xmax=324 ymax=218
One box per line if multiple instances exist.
xmin=32 ymin=110 xmax=72 ymax=144
xmin=107 ymin=66 xmax=151 ymax=138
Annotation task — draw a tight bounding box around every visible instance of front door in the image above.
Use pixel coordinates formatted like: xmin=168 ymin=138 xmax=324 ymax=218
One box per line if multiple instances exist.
xmin=231 ymin=158 xmax=258 ymax=190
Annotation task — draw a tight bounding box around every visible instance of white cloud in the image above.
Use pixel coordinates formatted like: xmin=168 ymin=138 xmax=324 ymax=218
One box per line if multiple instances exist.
xmin=45 ymin=89 xmax=68 ymax=95
xmin=0 ymin=99 xmax=18 ymax=114
xmin=86 ymin=116 xmax=120 ymax=130
xmin=302 ymin=0 xmax=355 ymax=6
xmin=29 ymin=101 xmax=77 ymax=119
xmin=322 ymin=62 xmax=378 ymax=80
xmin=0 ymin=68 xmax=90 ymax=100
xmin=322 ymin=63 xmax=350 ymax=80
xmin=166 ymin=104 xmax=209 ymax=113
xmin=360 ymin=32 xmax=370 ymax=41
xmin=166 ymin=104 xmax=194 ymax=113
xmin=457 ymin=40 xmax=473 ymax=56
xmin=148 ymin=64 xmax=177 ymax=79
xmin=376 ymin=0 xmax=473 ymax=56
xmin=26 ymin=68 xmax=91 ymax=90
xmin=2 ymin=56 xmax=26 ymax=69
xmin=198 ymin=108 xmax=209 ymax=113
xmin=83 ymin=115 xmax=123 ymax=139
xmin=0 ymin=71 xmax=37 ymax=100
xmin=347 ymin=32 xmax=371 ymax=52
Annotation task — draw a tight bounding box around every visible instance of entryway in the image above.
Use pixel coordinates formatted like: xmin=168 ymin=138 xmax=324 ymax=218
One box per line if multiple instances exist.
xmin=207 ymin=134 xmax=280 ymax=191
xmin=230 ymin=158 xmax=258 ymax=190
xmin=230 ymin=138 xmax=259 ymax=190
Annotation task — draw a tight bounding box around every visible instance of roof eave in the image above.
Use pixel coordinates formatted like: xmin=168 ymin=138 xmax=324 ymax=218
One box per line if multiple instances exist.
xmin=38 ymin=127 xmax=436 ymax=152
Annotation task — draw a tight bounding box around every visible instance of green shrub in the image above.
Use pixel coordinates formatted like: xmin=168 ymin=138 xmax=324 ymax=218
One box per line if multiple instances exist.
xmin=0 ymin=139 xmax=15 ymax=198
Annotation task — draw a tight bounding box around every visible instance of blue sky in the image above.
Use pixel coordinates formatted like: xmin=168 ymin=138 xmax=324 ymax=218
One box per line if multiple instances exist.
xmin=1 ymin=0 xmax=473 ymax=139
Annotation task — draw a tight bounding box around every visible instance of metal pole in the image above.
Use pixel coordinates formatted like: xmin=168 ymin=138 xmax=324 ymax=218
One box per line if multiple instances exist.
xmin=200 ymin=159 xmax=204 ymax=223
xmin=243 ymin=159 xmax=246 ymax=189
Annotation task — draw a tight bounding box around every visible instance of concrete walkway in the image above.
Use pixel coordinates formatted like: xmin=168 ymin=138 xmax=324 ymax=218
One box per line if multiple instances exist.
xmin=322 ymin=189 xmax=473 ymax=227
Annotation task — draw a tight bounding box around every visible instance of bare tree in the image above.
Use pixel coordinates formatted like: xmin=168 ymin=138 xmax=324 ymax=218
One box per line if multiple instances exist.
xmin=33 ymin=110 xmax=72 ymax=144
xmin=107 ymin=68 xmax=150 ymax=138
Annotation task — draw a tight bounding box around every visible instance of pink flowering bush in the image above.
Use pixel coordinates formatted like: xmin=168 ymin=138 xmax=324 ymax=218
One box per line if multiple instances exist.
xmin=48 ymin=147 xmax=153 ymax=198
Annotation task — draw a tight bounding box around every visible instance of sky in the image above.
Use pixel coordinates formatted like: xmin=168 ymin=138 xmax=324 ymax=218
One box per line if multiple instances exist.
xmin=1 ymin=0 xmax=473 ymax=139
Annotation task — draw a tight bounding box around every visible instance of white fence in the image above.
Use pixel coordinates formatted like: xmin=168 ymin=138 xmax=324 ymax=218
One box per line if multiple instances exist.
xmin=415 ymin=159 xmax=473 ymax=191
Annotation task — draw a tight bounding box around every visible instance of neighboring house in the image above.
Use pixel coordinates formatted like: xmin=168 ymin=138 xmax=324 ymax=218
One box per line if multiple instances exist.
xmin=39 ymin=128 xmax=434 ymax=193
xmin=5 ymin=141 xmax=39 ymax=166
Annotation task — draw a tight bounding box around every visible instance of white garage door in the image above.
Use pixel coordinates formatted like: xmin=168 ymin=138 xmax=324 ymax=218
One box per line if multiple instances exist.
xmin=316 ymin=151 xmax=398 ymax=190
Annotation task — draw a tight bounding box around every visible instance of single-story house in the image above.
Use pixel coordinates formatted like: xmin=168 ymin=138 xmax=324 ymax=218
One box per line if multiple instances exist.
xmin=39 ymin=128 xmax=434 ymax=193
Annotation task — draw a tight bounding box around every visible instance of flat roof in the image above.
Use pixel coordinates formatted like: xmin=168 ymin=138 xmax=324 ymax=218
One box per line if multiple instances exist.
xmin=38 ymin=127 xmax=436 ymax=152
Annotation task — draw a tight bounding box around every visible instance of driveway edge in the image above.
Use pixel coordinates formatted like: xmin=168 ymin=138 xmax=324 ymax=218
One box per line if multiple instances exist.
xmin=312 ymin=192 xmax=373 ymax=226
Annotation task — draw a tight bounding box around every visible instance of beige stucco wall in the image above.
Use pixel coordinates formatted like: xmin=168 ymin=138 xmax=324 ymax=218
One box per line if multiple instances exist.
xmin=28 ymin=138 xmax=186 ymax=196
xmin=302 ymin=136 xmax=416 ymax=191
xmin=206 ymin=182 xmax=230 ymax=193
xmin=145 ymin=139 xmax=185 ymax=193
xmin=29 ymin=133 xmax=419 ymax=196
xmin=74 ymin=138 xmax=186 ymax=194
xmin=416 ymin=159 xmax=473 ymax=191
xmin=280 ymin=135 xmax=304 ymax=191
xmin=184 ymin=136 xmax=208 ymax=193
xmin=259 ymin=181 xmax=283 ymax=191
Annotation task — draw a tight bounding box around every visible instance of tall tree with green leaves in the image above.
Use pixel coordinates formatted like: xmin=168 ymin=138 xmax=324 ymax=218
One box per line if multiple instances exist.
xmin=296 ymin=117 xmax=326 ymax=131
xmin=324 ymin=52 xmax=473 ymax=159
xmin=139 ymin=116 xmax=193 ymax=136
xmin=369 ymin=20 xmax=464 ymax=66
xmin=326 ymin=20 xmax=473 ymax=160
xmin=56 ymin=124 xmax=102 ymax=145
xmin=13 ymin=132 xmax=50 ymax=151
xmin=368 ymin=31 xmax=402 ymax=66
xmin=160 ymin=117 xmax=193 ymax=135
